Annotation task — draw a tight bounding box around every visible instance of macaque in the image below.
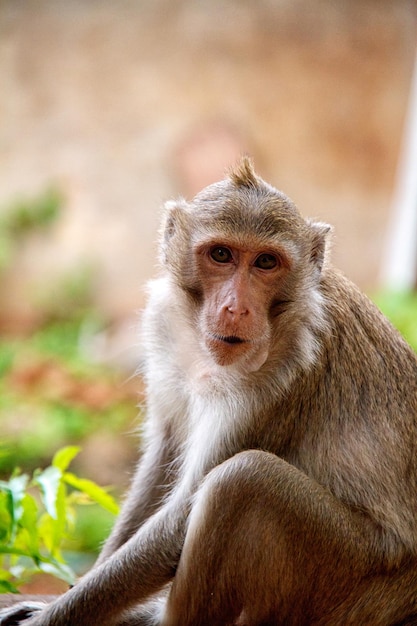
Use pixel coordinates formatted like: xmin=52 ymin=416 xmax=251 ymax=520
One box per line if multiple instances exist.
xmin=1 ymin=157 xmax=417 ymax=625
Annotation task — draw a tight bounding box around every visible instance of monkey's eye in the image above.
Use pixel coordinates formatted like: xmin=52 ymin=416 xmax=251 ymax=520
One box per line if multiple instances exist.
xmin=210 ymin=247 xmax=233 ymax=264
xmin=254 ymin=253 xmax=278 ymax=270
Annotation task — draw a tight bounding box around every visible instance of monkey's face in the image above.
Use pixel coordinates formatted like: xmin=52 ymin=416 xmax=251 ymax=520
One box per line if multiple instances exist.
xmin=194 ymin=237 xmax=292 ymax=372
xmin=161 ymin=168 xmax=330 ymax=375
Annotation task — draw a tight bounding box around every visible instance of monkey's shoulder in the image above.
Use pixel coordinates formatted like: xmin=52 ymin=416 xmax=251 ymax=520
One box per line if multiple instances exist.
xmin=322 ymin=270 xmax=417 ymax=361
xmin=318 ymin=270 xmax=417 ymax=415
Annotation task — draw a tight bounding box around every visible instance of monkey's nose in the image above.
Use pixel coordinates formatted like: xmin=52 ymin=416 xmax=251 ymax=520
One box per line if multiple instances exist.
xmin=226 ymin=304 xmax=250 ymax=317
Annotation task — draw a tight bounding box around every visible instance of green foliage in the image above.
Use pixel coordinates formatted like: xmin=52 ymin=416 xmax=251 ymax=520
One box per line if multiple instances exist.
xmin=0 ymin=185 xmax=136 ymax=591
xmin=373 ymin=290 xmax=417 ymax=353
xmin=0 ymin=185 xmax=99 ymax=329
xmin=0 ymin=317 xmax=138 ymax=475
xmin=0 ymin=188 xmax=61 ymax=273
xmin=0 ymin=446 xmax=119 ymax=592
xmin=34 ymin=266 xmax=98 ymax=326
xmin=1 ymin=188 xmax=61 ymax=236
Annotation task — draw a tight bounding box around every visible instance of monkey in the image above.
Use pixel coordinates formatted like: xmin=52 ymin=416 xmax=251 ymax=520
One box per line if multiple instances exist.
xmin=1 ymin=157 xmax=417 ymax=625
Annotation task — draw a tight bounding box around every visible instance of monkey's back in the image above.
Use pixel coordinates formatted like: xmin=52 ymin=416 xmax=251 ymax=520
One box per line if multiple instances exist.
xmin=273 ymin=268 xmax=417 ymax=554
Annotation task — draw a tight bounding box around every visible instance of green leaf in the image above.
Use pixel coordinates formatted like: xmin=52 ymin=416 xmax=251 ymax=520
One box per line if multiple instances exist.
xmin=0 ymin=491 xmax=12 ymax=541
xmin=0 ymin=445 xmax=120 ymax=591
xmin=7 ymin=475 xmax=29 ymax=523
xmin=63 ymin=473 xmax=119 ymax=515
xmin=52 ymin=446 xmax=80 ymax=472
xmin=35 ymin=490 xmax=67 ymax=557
xmin=36 ymin=513 xmax=59 ymax=557
xmin=0 ymin=484 xmax=13 ymax=541
xmin=19 ymin=493 xmax=39 ymax=554
xmin=37 ymin=559 xmax=75 ymax=586
xmin=35 ymin=466 xmax=62 ymax=519
xmin=52 ymin=480 xmax=67 ymax=553
xmin=0 ymin=579 xmax=19 ymax=593
xmin=0 ymin=545 xmax=34 ymax=557
xmin=0 ymin=474 xmax=29 ymax=542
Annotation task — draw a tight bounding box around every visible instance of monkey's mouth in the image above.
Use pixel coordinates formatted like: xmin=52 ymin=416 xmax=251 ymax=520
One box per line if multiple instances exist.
xmin=212 ymin=334 xmax=247 ymax=345
xmin=206 ymin=333 xmax=256 ymax=367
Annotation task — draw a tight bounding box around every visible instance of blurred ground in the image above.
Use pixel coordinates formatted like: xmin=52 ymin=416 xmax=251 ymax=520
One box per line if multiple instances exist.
xmin=0 ymin=0 xmax=416 ymax=329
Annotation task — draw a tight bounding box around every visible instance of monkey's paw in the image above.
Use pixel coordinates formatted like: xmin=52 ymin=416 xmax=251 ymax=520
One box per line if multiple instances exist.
xmin=0 ymin=601 xmax=46 ymax=625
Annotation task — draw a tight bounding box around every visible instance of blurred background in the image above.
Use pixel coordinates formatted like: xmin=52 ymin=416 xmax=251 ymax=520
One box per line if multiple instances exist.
xmin=0 ymin=0 xmax=416 ymax=593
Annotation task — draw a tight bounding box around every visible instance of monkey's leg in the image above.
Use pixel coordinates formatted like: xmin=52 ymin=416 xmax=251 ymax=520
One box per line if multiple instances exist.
xmin=162 ymin=450 xmax=405 ymax=626
xmin=318 ymin=566 xmax=417 ymax=625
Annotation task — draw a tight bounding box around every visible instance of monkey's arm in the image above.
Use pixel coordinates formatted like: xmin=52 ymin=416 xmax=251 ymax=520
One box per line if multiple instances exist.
xmin=96 ymin=423 xmax=178 ymax=564
xmin=0 ymin=423 xmax=180 ymax=625
xmin=3 ymin=497 xmax=188 ymax=626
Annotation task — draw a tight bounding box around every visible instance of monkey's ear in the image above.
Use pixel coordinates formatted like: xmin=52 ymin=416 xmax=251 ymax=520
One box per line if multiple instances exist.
xmin=160 ymin=199 xmax=191 ymax=264
xmin=308 ymin=220 xmax=332 ymax=274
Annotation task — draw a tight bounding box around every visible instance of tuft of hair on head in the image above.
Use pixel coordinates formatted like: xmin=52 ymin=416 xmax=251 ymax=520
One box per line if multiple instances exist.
xmin=229 ymin=155 xmax=260 ymax=190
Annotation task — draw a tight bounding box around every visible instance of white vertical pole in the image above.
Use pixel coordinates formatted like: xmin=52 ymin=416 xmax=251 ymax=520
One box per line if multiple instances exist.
xmin=380 ymin=50 xmax=417 ymax=291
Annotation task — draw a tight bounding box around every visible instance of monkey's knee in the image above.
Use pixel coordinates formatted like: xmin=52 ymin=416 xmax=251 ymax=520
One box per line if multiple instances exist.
xmin=221 ymin=449 xmax=281 ymax=473
xmin=200 ymin=450 xmax=284 ymax=495
xmin=191 ymin=450 xmax=285 ymax=525
xmin=166 ymin=451 xmax=295 ymax=626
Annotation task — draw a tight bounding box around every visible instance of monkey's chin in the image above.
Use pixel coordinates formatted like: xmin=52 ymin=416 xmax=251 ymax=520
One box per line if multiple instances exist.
xmin=205 ymin=335 xmax=268 ymax=373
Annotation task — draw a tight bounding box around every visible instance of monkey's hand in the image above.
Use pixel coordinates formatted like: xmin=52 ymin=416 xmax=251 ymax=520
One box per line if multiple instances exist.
xmin=0 ymin=601 xmax=46 ymax=625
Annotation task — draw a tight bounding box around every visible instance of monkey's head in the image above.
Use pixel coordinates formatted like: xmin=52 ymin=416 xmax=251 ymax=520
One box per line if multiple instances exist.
xmin=161 ymin=157 xmax=330 ymax=373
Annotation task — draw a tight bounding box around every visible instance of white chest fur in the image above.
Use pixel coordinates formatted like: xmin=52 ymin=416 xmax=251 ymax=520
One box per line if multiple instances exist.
xmin=141 ymin=277 xmax=256 ymax=495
